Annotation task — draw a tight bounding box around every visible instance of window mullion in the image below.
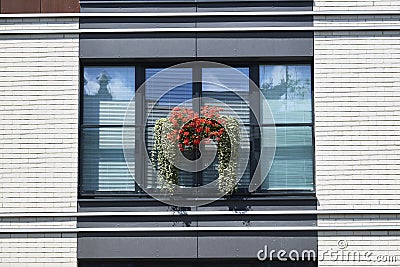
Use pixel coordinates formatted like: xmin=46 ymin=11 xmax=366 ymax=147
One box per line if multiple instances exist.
xmin=192 ymin=66 xmax=202 ymax=187
xmin=135 ymin=65 xmax=146 ymax=194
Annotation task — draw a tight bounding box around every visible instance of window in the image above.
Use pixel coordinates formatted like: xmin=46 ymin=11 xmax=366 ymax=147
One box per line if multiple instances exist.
xmin=79 ymin=63 xmax=313 ymax=196
xmin=81 ymin=67 xmax=136 ymax=194
xmin=144 ymin=67 xmax=194 ymax=188
xmin=260 ymin=65 xmax=313 ymax=190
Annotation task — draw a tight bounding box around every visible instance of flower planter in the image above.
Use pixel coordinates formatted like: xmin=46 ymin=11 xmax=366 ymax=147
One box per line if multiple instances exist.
xmin=182 ymin=148 xmax=201 ymax=161
xmin=151 ymin=106 xmax=240 ymax=194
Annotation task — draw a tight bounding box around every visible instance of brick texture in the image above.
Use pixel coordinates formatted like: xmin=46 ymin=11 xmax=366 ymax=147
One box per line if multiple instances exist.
xmin=314 ymin=0 xmax=400 ymax=11
xmin=314 ymin=2 xmax=400 ymax=266
xmin=1 ymin=0 xmax=79 ymax=14
xmin=318 ymin=231 xmax=400 ymax=266
xmin=0 ymin=18 xmax=79 ymax=266
xmin=314 ymin=27 xmax=400 ymax=210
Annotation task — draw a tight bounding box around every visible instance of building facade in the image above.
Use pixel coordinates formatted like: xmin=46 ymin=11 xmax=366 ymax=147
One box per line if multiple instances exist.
xmin=0 ymin=0 xmax=399 ymax=266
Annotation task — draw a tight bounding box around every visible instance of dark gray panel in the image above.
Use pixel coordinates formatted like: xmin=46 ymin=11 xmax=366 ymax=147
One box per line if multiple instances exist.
xmin=197 ymin=215 xmax=316 ymax=227
xmin=78 ymin=233 xmax=197 ymax=259
xmin=80 ymin=16 xmax=311 ymax=30
xmin=196 ymin=16 xmax=312 ymax=28
xmin=80 ymin=3 xmax=196 ymax=13
xmin=77 ymin=231 xmax=316 ymax=259
xmin=80 ymin=17 xmax=195 ymax=29
xmin=77 ymin=215 xmax=314 ymax=228
xmin=197 ymin=198 xmax=317 ymax=211
xmin=198 ymin=231 xmax=317 ymax=259
xmin=197 ymin=1 xmax=312 ymax=12
xmin=80 ymin=34 xmax=196 ymax=59
xmin=197 ymin=32 xmax=313 ymax=58
xmin=78 ymin=198 xmax=317 ymax=212
xmin=78 ymin=199 xmax=193 ymax=212
xmin=78 ymin=215 xmax=196 ymax=228
xmin=79 ymin=0 xmax=312 ymax=13
xmin=80 ymin=33 xmax=312 ymax=59
xmin=77 ymin=199 xmax=316 ymax=228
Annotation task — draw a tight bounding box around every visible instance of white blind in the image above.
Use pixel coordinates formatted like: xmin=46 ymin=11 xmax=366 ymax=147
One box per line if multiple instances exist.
xmin=261 ymin=127 xmax=313 ymax=190
xmin=260 ymin=65 xmax=313 ymax=191
xmin=81 ymin=67 xmax=136 ymax=193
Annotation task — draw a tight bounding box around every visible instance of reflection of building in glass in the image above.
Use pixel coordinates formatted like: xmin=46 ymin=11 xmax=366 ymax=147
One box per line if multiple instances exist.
xmin=97 ymin=70 xmax=113 ymax=100
xmin=83 ymin=69 xmax=135 ymax=192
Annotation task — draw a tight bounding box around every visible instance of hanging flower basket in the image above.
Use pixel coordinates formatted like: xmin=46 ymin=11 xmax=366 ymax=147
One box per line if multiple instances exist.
xmin=151 ymin=106 xmax=240 ymax=194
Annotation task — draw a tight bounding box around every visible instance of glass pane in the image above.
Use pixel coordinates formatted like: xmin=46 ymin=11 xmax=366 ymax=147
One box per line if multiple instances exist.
xmin=202 ymin=67 xmax=250 ymax=125
xmin=81 ymin=127 xmax=135 ymax=193
xmin=261 ymin=126 xmax=313 ymax=190
xmin=145 ymin=68 xmax=194 ymax=188
xmin=145 ymin=68 xmax=193 ymax=125
xmin=202 ymin=68 xmax=250 ymax=188
xmin=83 ymin=67 xmax=135 ymax=125
xmin=260 ymin=65 xmax=312 ymax=124
xmin=146 ymin=125 xmax=193 ymax=189
xmin=201 ymin=126 xmax=251 ymax=190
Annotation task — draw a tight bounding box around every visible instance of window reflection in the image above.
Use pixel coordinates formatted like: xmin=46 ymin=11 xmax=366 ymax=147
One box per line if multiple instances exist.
xmin=202 ymin=67 xmax=251 ymax=189
xmin=80 ymin=64 xmax=314 ymax=195
xmin=145 ymin=68 xmax=193 ymax=188
xmin=81 ymin=67 xmax=136 ymax=194
xmin=83 ymin=67 xmax=135 ymax=125
xmin=260 ymin=64 xmax=313 ymax=191
xmin=260 ymin=65 xmax=312 ymax=124
xmin=84 ymin=67 xmax=135 ymax=100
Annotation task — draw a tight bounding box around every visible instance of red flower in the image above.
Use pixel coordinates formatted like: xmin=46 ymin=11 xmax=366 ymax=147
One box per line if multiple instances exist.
xmin=172 ymin=107 xmax=226 ymax=150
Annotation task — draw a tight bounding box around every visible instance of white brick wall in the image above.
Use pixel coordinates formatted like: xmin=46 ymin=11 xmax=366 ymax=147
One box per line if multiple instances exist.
xmin=314 ymin=25 xmax=400 ymax=210
xmin=314 ymin=15 xmax=400 ymax=27
xmin=0 ymin=18 xmax=79 ymax=266
xmin=314 ymin=0 xmax=400 ymax=11
xmin=318 ymin=231 xmax=400 ymax=266
xmin=314 ymin=2 xmax=400 ymax=266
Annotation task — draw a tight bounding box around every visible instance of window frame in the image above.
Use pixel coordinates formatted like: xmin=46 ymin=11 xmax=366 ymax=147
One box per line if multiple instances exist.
xmin=258 ymin=64 xmax=314 ymax=192
xmin=78 ymin=60 xmax=315 ymax=199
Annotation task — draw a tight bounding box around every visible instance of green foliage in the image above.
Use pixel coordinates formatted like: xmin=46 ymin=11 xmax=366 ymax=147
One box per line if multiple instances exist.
xmin=151 ymin=115 xmax=240 ymax=195
xmin=152 ymin=118 xmax=178 ymax=193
